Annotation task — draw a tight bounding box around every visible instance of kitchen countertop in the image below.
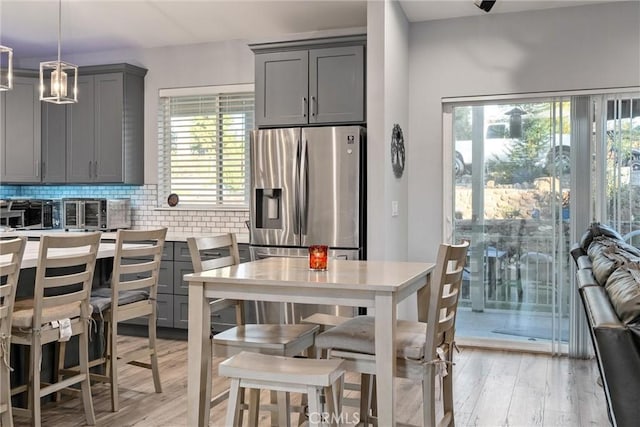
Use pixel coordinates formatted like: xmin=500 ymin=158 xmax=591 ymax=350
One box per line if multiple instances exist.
xmin=0 ymin=229 xmax=250 ymax=244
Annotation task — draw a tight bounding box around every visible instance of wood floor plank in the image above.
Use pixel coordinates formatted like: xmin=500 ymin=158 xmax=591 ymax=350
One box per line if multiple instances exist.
xmin=8 ymin=338 xmax=609 ymax=427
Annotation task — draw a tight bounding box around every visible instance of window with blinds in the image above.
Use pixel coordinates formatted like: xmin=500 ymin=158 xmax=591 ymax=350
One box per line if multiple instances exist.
xmin=158 ymin=87 xmax=254 ymax=208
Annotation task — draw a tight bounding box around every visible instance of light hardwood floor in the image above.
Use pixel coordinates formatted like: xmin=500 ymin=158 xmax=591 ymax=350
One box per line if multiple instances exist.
xmin=11 ymin=336 xmax=609 ymax=426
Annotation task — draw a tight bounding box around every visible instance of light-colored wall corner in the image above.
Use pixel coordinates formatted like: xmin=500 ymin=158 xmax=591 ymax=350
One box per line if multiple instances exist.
xmin=366 ymin=0 xmax=411 ymax=264
xmin=407 ymin=1 xmax=640 ymax=264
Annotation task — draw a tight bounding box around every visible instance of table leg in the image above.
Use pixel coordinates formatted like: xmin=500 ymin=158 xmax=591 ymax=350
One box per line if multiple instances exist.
xmin=374 ymin=292 xmax=396 ymax=427
xmin=188 ymin=281 xmax=212 ymax=426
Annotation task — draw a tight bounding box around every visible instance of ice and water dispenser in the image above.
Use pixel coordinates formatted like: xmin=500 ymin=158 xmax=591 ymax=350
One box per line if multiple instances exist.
xmin=254 ymin=189 xmax=282 ymax=229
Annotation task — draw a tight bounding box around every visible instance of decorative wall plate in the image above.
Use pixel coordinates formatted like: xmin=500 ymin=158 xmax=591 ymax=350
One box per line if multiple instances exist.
xmin=391 ymin=124 xmax=405 ymax=178
xmin=167 ymin=193 xmax=179 ymax=207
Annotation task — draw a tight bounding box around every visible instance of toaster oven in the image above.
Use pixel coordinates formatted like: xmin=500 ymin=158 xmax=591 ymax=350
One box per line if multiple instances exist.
xmin=62 ymin=198 xmax=131 ymax=231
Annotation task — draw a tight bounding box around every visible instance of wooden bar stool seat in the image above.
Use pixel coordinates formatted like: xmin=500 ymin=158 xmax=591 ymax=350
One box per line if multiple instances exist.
xmin=219 ymin=351 xmax=345 ymax=427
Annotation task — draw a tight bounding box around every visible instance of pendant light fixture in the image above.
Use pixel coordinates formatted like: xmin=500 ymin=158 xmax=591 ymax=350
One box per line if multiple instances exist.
xmin=40 ymin=0 xmax=77 ymax=104
xmin=0 ymin=45 xmax=12 ymax=91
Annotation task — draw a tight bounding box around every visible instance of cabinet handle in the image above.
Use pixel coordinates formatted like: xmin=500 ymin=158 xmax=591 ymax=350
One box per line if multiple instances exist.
xmin=203 ymin=251 xmax=222 ymax=257
xmin=42 ymin=161 xmax=46 ymax=179
xmin=302 ymin=97 xmax=307 ymax=117
xmin=35 ymin=160 xmax=39 ymax=177
xmin=311 ymin=96 xmax=316 ymax=117
xmin=94 ymin=161 xmax=98 ymax=178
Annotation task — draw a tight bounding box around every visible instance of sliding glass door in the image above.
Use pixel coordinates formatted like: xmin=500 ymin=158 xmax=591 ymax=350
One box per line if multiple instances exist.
xmin=448 ymin=98 xmax=574 ymax=353
xmin=445 ymin=91 xmax=639 ymax=354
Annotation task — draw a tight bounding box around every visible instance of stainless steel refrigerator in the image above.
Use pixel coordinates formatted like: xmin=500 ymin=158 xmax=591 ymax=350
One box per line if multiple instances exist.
xmin=249 ymin=125 xmax=366 ymax=323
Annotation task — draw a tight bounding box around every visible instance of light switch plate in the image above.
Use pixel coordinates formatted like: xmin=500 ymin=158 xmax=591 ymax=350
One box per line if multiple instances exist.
xmin=392 ymin=201 xmax=399 ymax=217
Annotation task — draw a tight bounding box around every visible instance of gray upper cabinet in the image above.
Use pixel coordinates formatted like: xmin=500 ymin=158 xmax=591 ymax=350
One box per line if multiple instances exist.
xmin=309 ymin=46 xmax=364 ymax=124
xmin=66 ymin=64 xmax=146 ymax=184
xmin=255 ymin=50 xmax=309 ymax=127
xmin=41 ymin=103 xmax=69 ymax=183
xmin=1 ymin=74 xmax=41 ymax=183
xmin=253 ymin=40 xmax=365 ymax=128
xmin=67 ymin=75 xmax=96 ymax=183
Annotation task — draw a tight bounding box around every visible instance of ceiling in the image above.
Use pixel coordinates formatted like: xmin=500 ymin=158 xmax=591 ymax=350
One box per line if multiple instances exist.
xmin=0 ymin=0 xmax=622 ymax=60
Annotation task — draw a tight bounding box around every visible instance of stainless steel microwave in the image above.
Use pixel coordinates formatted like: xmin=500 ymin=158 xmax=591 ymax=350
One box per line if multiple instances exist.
xmin=62 ymin=198 xmax=131 ymax=231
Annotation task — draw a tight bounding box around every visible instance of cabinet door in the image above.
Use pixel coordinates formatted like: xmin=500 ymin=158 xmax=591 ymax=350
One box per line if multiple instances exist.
xmin=255 ymin=51 xmax=308 ymax=127
xmin=67 ymin=76 xmax=95 ymax=183
xmin=0 ymin=76 xmax=41 ymax=182
xmin=41 ymin=103 xmax=68 ymax=183
xmin=94 ymin=73 xmax=124 ymax=182
xmin=309 ymin=46 xmax=364 ymax=124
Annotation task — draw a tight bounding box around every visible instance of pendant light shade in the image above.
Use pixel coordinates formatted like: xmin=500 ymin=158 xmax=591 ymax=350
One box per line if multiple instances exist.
xmin=0 ymin=45 xmax=12 ymax=91
xmin=40 ymin=0 xmax=77 ymax=104
xmin=40 ymin=60 xmax=77 ymax=103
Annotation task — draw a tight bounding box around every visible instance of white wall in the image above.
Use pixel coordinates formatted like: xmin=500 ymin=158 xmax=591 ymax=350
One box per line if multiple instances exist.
xmin=366 ymin=0 xmax=409 ymax=262
xmin=18 ymin=40 xmax=255 ymax=184
xmin=407 ymin=1 xmax=640 ymax=263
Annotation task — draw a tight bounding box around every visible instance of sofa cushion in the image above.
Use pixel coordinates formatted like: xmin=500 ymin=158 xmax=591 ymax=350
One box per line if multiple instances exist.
xmin=580 ymin=222 xmax=624 ymax=252
xmin=589 ymin=238 xmax=640 ymax=285
xmin=605 ymin=267 xmax=640 ymax=325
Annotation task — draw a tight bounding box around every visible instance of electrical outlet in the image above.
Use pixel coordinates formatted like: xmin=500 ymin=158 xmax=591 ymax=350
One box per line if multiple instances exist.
xmin=392 ymin=201 xmax=399 ymax=217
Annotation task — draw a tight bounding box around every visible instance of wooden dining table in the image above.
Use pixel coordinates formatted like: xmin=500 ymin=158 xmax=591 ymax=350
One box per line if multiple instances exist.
xmin=185 ymin=256 xmax=435 ymax=426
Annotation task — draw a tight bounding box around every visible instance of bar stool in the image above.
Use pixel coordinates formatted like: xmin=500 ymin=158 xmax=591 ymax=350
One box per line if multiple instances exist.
xmin=58 ymin=228 xmax=168 ymax=412
xmin=219 ymin=351 xmax=345 ymax=427
xmin=0 ymin=237 xmax=26 ymax=427
xmin=11 ymin=233 xmax=101 ymax=427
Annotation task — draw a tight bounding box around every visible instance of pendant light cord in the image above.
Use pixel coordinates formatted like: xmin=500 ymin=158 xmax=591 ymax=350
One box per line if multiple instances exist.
xmin=57 ymin=0 xmax=62 ymax=62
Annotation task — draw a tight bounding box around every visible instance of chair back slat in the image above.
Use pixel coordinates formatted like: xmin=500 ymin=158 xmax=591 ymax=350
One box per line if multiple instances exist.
xmin=187 ymin=234 xmax=239 ymax=274
xmin=41 ymin=292 xmax=84 ymax=309
xmin=200 ymin=256 xmax=237 ymax=271
xmin=110 ymin=228 xmax=167 ymax=317
xmin=31 ymin=233 xmax=100 ymax=328
xmin=121 ymin=245 xmax=163 ymax=259
xmin=440 ymin=288 xmax=459 ymax=310
xmin=118 ymin=277 xmax=155 ymax=292
xmin=0 ymin=262 xmax=18 ymax=279
xmin=43 ymin=271 xmax=93 ymax=289
xmin=118 ymin=260 xmax=157 ymax=276
xmin=42 ymin=252 xmax=97 ymax=269
xmin=187 ymin=234 xmax=243 ymax=325
xmin=0 ymin=279 xmax=15 ymax=298
xmin=423 ymin=242 xmax=469 ymax=360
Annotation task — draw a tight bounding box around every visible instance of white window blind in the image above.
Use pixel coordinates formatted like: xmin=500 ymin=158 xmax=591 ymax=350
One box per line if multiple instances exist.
xmin=158 ymin=87 xmax=254 ymax=208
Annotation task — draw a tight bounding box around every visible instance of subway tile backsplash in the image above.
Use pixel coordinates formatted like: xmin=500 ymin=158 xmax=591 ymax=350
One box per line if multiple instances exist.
xmin=0 ymin=184 xmax=249 ymax=235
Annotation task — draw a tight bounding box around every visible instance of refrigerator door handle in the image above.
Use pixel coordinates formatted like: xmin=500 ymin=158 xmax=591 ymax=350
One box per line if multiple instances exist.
xmin=294 ymin=139 xmax=301 ymax=235
xmin=299 ymin=139 xmax=309 ymax=236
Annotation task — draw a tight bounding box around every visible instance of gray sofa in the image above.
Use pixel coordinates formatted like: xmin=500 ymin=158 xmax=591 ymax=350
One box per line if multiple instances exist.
xmin=571 ymin=223 xmax=640 ymax=427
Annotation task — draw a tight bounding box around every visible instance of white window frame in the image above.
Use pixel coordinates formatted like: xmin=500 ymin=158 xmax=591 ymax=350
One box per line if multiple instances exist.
xmin=157 ymin=83 xmax=254 ymax=210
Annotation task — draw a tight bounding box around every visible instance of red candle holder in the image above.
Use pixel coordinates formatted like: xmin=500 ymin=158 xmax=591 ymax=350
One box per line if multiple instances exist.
xmin=309 ymin=245 xmax=328 ymax=271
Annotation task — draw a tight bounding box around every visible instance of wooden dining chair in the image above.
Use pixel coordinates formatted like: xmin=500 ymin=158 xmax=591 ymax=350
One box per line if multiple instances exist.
xmin=0 ymin=237 xmax=26 ymax=427
xmin=314 ymin=242 xmax=469 ymax=427
xmin=186 ymin=234 xmax=319 ymax=422
xmin=58 ymin=228 xmax=167 ymax=413
xmin=11 ymin=233 xmax=101 ymax=427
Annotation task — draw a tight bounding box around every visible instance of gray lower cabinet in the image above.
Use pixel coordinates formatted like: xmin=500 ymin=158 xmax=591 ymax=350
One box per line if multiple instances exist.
xmin=0 ymin=73 xmax=42 ymax=183
xmin=121 ymin=240 xmax=249 ymax=331
xmin=253 ymin=44 xmax=365 ymax=127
